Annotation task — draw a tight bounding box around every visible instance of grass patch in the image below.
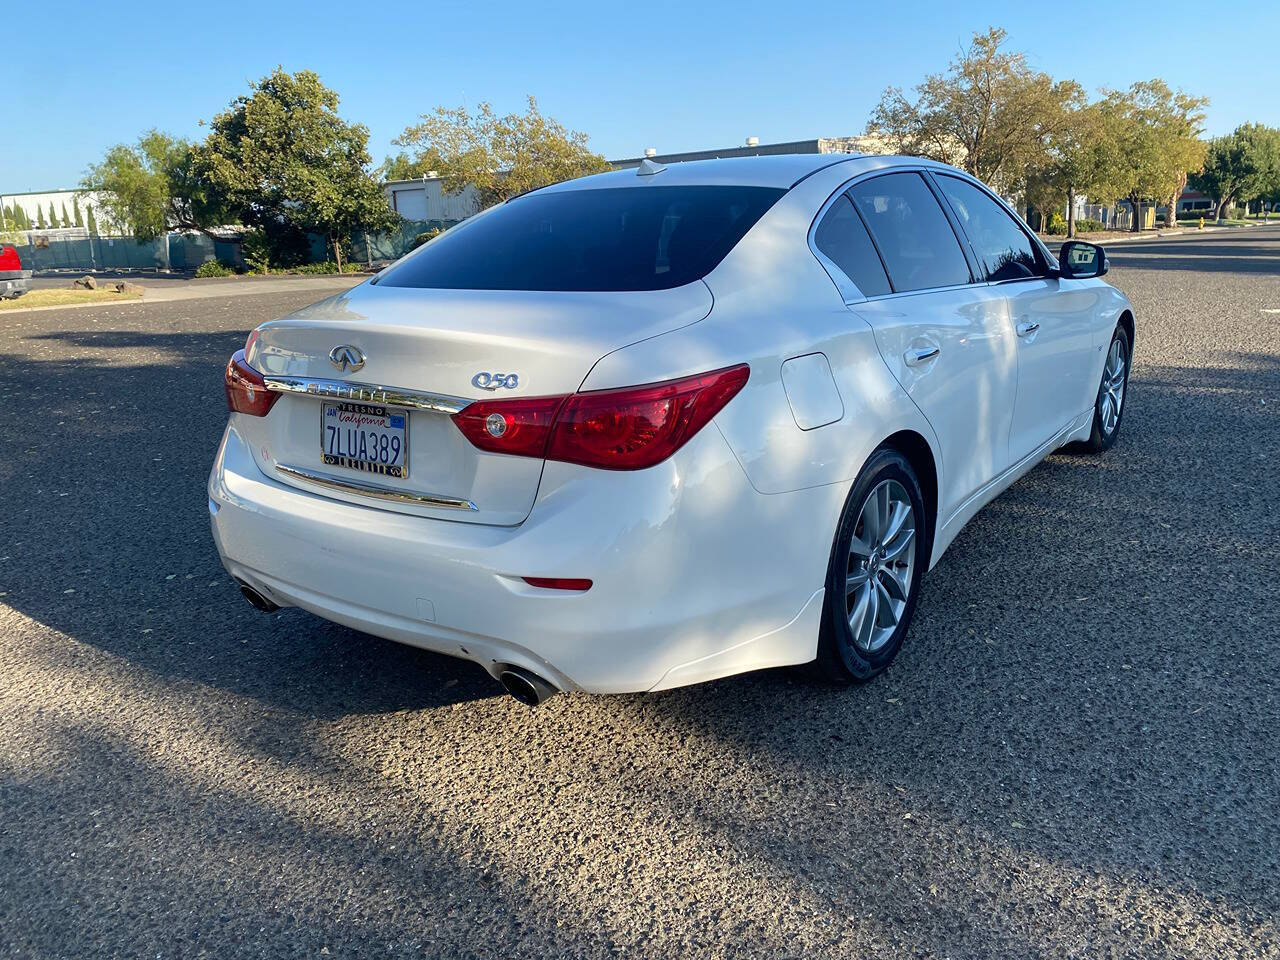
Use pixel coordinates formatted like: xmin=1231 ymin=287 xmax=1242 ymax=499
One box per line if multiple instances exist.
xmin=0 ymin=288 xmax=144 ymax=311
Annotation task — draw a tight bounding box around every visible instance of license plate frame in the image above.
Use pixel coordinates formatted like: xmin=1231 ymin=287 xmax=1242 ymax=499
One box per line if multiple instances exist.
xmin=320 ymin=400 xmax=410 ymax=480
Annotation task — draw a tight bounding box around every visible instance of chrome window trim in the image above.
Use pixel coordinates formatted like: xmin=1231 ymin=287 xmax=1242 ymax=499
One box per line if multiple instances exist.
xmin=275 ymin=464 xmax=479 ymax=512
xmin=262 ymin=375 xmax=470 ymax=415
xmin=806 ymin=164 xmax=982 ymax=306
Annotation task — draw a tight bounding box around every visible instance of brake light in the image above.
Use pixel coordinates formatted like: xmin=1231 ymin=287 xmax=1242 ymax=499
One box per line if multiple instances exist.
xmin=0 ymin=246 xmax=20 ymax=271
xmin=450 ymin=364 xmax=749 ymax=471
xmin=224 ymin=349 xmax=280 ymax=417
xmin=549 ymin=365 xmax=749 ymax=470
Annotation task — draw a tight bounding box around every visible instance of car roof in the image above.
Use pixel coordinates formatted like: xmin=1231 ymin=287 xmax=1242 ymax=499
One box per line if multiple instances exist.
xmin=535 ymin=153 xmax=960 ymax=194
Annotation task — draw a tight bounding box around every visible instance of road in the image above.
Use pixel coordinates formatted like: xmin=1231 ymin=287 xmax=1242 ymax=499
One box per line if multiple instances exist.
xmin=1 ymin=228 xmax=1278 ymax=959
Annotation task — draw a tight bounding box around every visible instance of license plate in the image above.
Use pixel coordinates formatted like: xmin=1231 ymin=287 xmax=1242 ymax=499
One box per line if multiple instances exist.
xmin=320 ymin=401 xmax=409 ymax=479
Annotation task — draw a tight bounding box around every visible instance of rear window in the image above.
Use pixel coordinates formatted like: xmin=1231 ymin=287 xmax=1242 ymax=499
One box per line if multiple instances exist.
xmin=376 ymin=185 xmax=785 ymax=292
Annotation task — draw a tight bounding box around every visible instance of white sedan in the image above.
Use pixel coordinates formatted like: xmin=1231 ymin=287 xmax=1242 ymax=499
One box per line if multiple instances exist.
xmin=209 ymin=154 xmax=1133 ymax=705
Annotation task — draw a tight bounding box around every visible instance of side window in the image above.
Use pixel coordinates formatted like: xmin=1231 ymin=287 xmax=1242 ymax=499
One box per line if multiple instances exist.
xmin=935 ymin=175 xmax=1046 ymax=282
xmin=848 ymin=173 xmax=972 ymax=292
xmin=813 ymin=194 xmax=891 ymax=297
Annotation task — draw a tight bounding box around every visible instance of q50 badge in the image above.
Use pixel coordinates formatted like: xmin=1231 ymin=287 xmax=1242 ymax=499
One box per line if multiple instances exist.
xmin=472 ymin=372 xmax=520 ymax=391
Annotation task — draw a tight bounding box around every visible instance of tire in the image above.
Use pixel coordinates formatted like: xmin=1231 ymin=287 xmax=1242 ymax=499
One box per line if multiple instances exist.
xmin=814 ymin=448 xmax=929 ymax=683
xmin=1081 ymin=324 xmax=1131 ymax=453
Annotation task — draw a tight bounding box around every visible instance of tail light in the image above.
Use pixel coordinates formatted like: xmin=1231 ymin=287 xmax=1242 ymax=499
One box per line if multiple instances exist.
xmin=225 ymin=349 xmax=280 ymax=417
xmin=451 ymin=364 xmax=749 ymax=470
xmin=451 ymin=395 xmax=567 ymax=458
xmin=0 ymin=246 xmax=21 ymax=271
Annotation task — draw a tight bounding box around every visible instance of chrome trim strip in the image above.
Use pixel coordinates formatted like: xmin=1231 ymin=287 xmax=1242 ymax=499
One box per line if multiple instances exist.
xmin=262 ymin=375 xmax=470 ymax=415
xmin=275 ymin=464 xmax=479 ymax=511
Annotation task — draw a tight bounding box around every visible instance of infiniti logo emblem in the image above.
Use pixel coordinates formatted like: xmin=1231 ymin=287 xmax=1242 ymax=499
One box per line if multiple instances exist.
xmin=329 ymin=344 xmax=366 ymax=374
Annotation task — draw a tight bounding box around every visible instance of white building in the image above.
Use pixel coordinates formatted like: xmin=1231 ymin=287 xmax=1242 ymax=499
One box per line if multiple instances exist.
xmin=381 ymin=135 xmax=893 ymax=225
xmin=0 ymin=188 xmax=123 ymax=234
xmin=383 ymin=177 xmax=480 ymax=224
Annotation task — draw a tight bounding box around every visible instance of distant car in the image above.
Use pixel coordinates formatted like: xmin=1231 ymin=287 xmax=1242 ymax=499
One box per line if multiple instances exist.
xmin=0 ymin=245 xmax=30 ymax=299
xmin=209 ymin=154 xmax=1134 ymax=705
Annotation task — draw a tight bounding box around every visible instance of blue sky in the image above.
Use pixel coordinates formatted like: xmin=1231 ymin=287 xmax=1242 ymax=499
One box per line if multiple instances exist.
xmin=7 ymin=0 xmax=1279 ymax=192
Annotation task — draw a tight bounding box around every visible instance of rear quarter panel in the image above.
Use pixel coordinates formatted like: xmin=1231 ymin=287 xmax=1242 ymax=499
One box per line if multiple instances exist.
xmin=580 ymin=158 xmax=943 ymax=545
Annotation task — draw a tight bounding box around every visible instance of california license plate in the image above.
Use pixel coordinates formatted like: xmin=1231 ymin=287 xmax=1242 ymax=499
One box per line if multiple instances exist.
xmin=321 ymin=401 xmax=409 ymax=479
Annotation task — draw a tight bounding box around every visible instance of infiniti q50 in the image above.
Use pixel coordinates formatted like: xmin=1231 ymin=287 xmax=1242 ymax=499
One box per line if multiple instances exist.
xmin=209 ymin=153 xmax=1133 ymax=705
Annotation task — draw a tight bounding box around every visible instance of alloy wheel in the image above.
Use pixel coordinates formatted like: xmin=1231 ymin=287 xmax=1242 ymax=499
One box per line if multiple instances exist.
xmin=845 ymin=479 xmax=917 ymax=654
xmin=1099 ymin=337 xmax=1127 ymax=435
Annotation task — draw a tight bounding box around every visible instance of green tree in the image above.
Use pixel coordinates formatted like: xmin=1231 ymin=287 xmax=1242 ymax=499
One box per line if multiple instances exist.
xmin=198 ymin=68 xmax=396 ymax=268
xmin=72 ymin=196 xmax=83 ymax=227
xmin=868 ymin=27 xmax=1083 ymax=190
xmin=48 ymin=203 xmax=59 ymax=230
xmin=36 ymin=206 xmax=46 ymax=230
xmin=1098 ymin=80 xmax=1207 ymax=232
xmin=59 ymin=203 xmax=71 ymax=228
xmin=1027 ymin=102 xmax=1128 ymax=237
xmin=1191 ymin=124 xmax=1280 ymax=222
xmin=378 ymin=150 xmax=444 ymax=182
xmin=86 ymin=204 xmax=98 ymax=236
xmin=0 ymin=206 xmax=25 ymax=243
xmin=82 ymin=130 xmax=227 ymax=241
xmin=394 ymin=95 xmax=610 ymax=210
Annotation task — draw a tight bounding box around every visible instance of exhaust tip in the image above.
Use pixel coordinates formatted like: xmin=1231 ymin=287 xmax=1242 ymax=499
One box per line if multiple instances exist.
xmin=238 ymin=582 xmax=279 ymax=613
xmin=498 ymin=666 xmax=559 ymax=707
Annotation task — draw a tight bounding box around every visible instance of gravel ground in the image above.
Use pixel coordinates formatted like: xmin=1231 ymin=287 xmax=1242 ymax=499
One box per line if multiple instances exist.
xmin=1 ymin=228 xmax=1278 ymax=959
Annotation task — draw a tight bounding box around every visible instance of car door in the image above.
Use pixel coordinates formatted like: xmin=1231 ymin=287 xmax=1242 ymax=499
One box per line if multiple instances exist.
xmin=833 ymin=171 xmax=1019 ymax=520
xmin=930 ymin=173 xmax=1099 ymax=462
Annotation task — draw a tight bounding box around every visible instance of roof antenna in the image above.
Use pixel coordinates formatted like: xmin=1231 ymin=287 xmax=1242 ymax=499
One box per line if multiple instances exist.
xmin=637 ymin=157 xmax=666 ymax=177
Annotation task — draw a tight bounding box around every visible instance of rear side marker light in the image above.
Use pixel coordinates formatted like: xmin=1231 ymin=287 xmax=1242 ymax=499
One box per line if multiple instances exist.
xmin=225 ymin=349 xmax=280 ymax=417
xmin=522 ymin=577 xmax=593 ymax=591
xmin=451 ymin=364 xmax=749 ymax=471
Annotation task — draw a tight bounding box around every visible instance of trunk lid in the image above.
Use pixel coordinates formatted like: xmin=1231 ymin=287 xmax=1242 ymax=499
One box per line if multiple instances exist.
xmin=244 ymin=279 xmax=713 ymax=525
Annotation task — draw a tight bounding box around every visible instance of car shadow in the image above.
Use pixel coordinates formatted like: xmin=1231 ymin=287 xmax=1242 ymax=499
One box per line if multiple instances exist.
xmin=1 ymin=326 xmax=499 ymax=718
xmin=626 ymin=348 xmax=1280 ymax=930
xmin=3 ymin=316 xmax=1278 ymax=948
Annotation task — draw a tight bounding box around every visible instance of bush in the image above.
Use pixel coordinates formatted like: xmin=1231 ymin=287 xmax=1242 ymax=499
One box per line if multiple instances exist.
xmin=1045 ymin=214 xmax=1106 ymax=235
xmin=194 ymin=260 xmax=234 ymax=278
xmin=289 ymin=261 xmax=365 ymax=275
xmin=241 ymin=229 xmax=271 ymax=274
xmin=410 ymin=227 xmax=444 ymax=250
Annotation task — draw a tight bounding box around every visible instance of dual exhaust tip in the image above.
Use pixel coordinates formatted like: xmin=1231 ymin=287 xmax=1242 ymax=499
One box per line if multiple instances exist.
xmin=236 ymin=580 xmax=557 ymax=707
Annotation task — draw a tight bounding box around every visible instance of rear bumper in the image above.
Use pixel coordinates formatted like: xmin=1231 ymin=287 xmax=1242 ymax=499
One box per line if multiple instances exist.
xmin=0 ymin=272 xmax=29 ymax=298
xmin=208 ymin=417 xmax=837 ymax=694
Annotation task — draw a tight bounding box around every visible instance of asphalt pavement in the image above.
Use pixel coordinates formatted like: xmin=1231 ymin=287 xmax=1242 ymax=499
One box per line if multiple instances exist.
xmin=1 ymin=228 xmax=1278 ymax=959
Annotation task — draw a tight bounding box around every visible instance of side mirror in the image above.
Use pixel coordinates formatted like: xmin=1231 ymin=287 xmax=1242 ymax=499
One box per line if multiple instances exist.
xmin=1058 ymin=240 xmax=1108 ymax=278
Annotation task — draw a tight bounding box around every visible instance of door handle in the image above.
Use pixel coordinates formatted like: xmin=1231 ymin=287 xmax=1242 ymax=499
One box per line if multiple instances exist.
xmin=1016 ymin=320 xmax=1041 ymax=338
xmin=903 ymin=345 xmax=940 ymax=367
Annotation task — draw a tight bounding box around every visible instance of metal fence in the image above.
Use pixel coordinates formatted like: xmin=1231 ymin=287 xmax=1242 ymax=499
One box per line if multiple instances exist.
xmin=352 ymin=219 xmax=458 ymax=263
xmin=12 ymin=234 xmax=168 ymax=271
xmin=8 ymin=218 xmax=461 ymax=273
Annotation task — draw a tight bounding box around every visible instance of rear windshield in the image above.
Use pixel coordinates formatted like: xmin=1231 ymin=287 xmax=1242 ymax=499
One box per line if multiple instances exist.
xmin=376 ymin=185 xmax=785 ymax=292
